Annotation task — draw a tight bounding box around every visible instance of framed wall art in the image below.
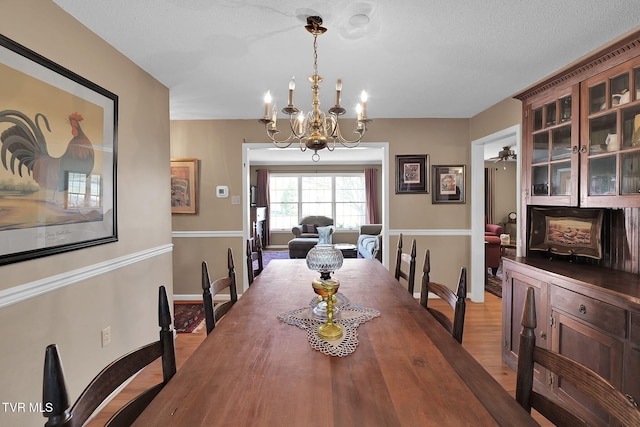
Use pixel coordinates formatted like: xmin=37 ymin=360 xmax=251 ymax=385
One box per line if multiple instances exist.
xmin=432 ymin=165 xmax=465 ymax=204
xmin=171 ymin=158 xmax=199 ymax=214
xmin=0 ymin=35 xmax=118 ymax=266
xmin=395 ymin=154 xmax=429 ymax=194
xmin=529 ymin=207 xmax=603 ymax=259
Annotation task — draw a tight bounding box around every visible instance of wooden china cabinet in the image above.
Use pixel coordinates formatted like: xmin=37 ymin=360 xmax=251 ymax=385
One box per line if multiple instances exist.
xmin=504 ymin=30 xmax=640 ymax=426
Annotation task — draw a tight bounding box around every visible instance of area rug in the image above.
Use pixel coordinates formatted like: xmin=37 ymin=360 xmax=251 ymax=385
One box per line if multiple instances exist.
xmin=486 ymin=274 xmax=503 ymax=299
xmin=174 ymin=303 xmax=205 ymax=333
xmin=262 ymin=250 xmax=290 ymax=266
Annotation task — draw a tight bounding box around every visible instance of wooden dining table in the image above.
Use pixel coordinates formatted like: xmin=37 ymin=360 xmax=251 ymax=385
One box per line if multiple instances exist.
xmin=134 ymin=259 xmax=539 ymax=426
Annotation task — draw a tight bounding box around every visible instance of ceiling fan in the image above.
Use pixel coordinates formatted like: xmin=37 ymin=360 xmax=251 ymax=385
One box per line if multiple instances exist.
xmin=489 ymin=146 xmax=517 ymax=163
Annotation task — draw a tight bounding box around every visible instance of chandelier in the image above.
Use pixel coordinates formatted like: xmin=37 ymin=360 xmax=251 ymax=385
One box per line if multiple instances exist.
xmin=259 ymin=16 xmax=371 ymax=162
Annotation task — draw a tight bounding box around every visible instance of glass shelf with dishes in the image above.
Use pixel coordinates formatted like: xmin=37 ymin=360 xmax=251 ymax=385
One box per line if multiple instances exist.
xmin=526 ymin=86 xmax=579 ymax=205
xmin=580 ymin=57 xmax=640 ymax=206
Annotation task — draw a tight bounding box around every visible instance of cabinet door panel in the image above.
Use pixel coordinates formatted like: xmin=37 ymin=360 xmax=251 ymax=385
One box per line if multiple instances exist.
xmin=552 ymin=311 xmax=624 ymax=426
xmin=625 ymin=344 xmax=640 ymax=409
xmin=502 ymin=266 xmax=548 ymax=384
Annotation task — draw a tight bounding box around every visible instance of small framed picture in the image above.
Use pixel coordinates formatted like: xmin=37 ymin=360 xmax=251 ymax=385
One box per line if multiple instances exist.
xmin=432 ymin=165 xmax=465 ymax=204
xmin=395 ymin=155 xmax=429 ymax=194
xmin=171 ymin=158 xmax=199 ymax=214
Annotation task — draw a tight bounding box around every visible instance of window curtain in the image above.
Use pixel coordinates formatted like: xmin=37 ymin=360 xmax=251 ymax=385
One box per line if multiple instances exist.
xmin=365 ymin=168 xmax=380 ymax=224
xmin=256 ymin=169 xmax=270 ymax=246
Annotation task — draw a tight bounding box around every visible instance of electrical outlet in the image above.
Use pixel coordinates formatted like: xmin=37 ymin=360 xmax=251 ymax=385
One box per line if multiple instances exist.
xmin=101 ymin=326 xmax=111 ymax=347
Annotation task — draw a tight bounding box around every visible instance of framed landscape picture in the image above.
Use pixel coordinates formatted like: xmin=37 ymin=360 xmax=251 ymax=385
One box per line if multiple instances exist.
xmin=395 ymin=154 xmax=429 ymax=194
xmin=171 ymin=158 xmax=198 ymax=214
xmin=529 ymin=207 xmax=603 ymax=259
xmin=0 ymin=35 xmax=118 ymax=266
xmin=432 ymin=165 xmax=465 ymax=204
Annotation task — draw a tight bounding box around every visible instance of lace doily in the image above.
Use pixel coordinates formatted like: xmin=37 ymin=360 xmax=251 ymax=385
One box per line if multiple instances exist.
xmin=277 ymin=297 xmax=381 ymax=357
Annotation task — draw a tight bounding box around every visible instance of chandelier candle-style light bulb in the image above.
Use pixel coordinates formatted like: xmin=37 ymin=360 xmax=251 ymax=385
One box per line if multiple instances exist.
xmin=258 ymin=15 xmax=371 ymax=162
xmin=264 ymin=91 xmax=272 ymax=119
xmin=288 ymin=78 xmax=295 ymax=106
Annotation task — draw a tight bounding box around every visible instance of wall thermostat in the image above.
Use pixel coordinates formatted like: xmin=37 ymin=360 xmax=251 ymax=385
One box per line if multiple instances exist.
xmin=216 ymin=185 xmax=229 ymax=198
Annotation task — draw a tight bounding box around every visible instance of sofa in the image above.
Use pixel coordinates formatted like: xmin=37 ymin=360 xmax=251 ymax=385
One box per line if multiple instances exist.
xmin=288 ymin=216 xmax=334 ymax=258
xmin=357 ymin=224 xmax=382 ymax=261
xmin=485 ymin=218 xmax=504 ymax=275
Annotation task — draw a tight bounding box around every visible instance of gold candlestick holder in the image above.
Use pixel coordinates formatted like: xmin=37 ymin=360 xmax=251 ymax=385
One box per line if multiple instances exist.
xmin=312 ymin=277 xmax=342 ymax=340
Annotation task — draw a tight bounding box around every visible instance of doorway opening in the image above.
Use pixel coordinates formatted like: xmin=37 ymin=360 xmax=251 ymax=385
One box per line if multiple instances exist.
xmin=470 ymin=125 xmax=521 ymax=302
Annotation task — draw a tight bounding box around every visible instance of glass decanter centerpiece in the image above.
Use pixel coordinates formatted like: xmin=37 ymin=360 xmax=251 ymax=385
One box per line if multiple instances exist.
xmin=306 ymin=243 xmax=343 ymax=340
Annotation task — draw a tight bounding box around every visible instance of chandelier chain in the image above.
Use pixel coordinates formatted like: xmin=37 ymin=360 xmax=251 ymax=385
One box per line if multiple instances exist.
xmin=313 ymin=33 xmax=319 ymax=77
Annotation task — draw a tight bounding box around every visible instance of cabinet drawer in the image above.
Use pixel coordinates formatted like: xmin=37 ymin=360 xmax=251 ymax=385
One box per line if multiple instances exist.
xmin=631 ymin=312 xmax=640 ymax=344
xmin=550 ymin=286 xmax=626 ymax=338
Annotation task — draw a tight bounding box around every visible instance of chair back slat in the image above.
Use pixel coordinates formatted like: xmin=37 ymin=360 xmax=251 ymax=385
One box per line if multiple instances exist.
xmin=43 ymin=286 xmax=176 ymax=427
xmin=202 ymin=248 xmax=238 ymax=334
xmin=419 ymin=249 xmax=467 ymax=343
xmin=246 ymin=237 xmax=263 ymax=285
xmin=394 ymin=234 xmax=417 ymax=294
xmin=516 ymin=287 xmax=640 ymax=426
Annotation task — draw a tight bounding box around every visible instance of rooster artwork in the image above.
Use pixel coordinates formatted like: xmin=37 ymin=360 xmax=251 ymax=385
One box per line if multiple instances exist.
xmin=0 ymin=109 xmax=99 ymax=230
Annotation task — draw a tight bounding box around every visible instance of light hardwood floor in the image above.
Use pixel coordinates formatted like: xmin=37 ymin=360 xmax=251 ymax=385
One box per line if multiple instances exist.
xmin=87 ymin=292 xmax=551 ymax=426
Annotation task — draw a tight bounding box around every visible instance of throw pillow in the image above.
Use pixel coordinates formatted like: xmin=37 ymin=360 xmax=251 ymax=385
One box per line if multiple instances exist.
xmin=302 ymin=224 xmax=318 ymax=233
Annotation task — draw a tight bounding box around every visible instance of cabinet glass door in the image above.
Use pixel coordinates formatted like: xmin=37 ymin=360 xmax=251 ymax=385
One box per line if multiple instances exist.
xmin=527 ymin=88 xmax=578 ymax=205
xmin=581 ymin=58 xmax=640 ymax=207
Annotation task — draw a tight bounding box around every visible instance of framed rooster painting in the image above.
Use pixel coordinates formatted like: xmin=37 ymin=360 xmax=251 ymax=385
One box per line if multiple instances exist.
xmin=0 ymin=35 xmax=117 ymax=265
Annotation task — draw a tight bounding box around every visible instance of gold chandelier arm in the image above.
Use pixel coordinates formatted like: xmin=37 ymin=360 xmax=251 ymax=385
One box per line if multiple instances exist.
xmin=263 ymin=126 xmax=296 ymax=148
xmin=330 ymin=118 xmax=370 ymax=147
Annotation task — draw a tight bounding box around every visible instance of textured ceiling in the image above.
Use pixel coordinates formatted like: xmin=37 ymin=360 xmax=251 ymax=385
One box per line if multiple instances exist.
xmin=53 ymin=1 xmax=640 ymax=121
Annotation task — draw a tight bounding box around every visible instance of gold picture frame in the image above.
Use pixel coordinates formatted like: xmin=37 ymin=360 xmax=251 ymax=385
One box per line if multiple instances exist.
xmin=171 ymin=158 xmax=199 ymax=214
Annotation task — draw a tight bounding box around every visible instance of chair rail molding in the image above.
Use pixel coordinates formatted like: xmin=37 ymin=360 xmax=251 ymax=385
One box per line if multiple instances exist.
xmin=0 ymin=244 xmax=173 ymax=308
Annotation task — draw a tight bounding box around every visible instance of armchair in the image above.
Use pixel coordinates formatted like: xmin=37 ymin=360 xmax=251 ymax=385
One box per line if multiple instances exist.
xmin=288 ymin=216 xmax=334 ymax=259
xmin=292 ymin=216 xmax=334 ymax=238
xmin=485 ymin=217 xmax=504 ymax=238
xmin=485 ymin=217 xmax=503 ymax=275
xmin=357 ymin=224 xmax=382 ymax=261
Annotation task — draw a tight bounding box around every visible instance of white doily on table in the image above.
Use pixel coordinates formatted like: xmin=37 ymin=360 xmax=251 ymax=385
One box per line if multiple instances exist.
xmin=277 ymin=298 xmax=381 ymax=357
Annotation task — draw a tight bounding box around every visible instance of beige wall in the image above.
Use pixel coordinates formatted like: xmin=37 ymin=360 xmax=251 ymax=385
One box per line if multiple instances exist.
xmin=171 ymin=117 xmax=473 ymax=295
xmin=0 ymin=1 xmax=172 ymax=425
xmin=469 ymin=98 xmax=522 ymax=141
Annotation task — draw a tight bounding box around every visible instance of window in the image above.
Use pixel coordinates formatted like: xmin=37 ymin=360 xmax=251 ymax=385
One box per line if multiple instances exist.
xmin=66 ymin=172 xmax=102 ymax=209
xmin=269 ymin=173 xmax=366 ymax=231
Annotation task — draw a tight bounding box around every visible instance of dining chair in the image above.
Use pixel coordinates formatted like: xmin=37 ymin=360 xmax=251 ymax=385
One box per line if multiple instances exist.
xmin=246 ymin=236 xmax=263 ymax=286
xmin=419 ymin=249 xmax=467 ymax=343
xmin=516 ymin=286 xmax=640 ymax=426
xmin=42 ymin=286 xmax=177 ymax=427
xmin=394 ymin=233 xmax=417 ymax=294
xmin=202 ymin=248 xmax=238 ymax=334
